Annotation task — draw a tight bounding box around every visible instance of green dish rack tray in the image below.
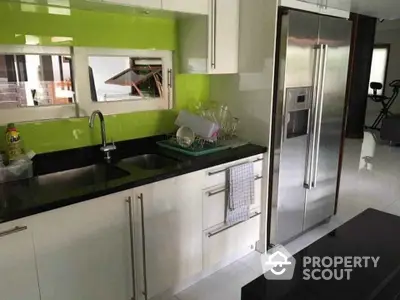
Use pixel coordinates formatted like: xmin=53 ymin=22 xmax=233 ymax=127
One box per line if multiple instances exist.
xmin=157 ymin=139 xmax=233 ymax=156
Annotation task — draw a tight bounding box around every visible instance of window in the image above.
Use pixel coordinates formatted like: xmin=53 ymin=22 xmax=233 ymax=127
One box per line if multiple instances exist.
xmin=0 ymin=54 xmax=74 ymax=108
xmin=89 ymin=57 xmax=164 ymax=102
xmin=368 ymin=44 xmax=390 ymax=96
xmin=0 ymin=46 xmax=174 ymax=124
xmin=0 ymin=45 xmax=76 ymax=123
xmin=73 ymin=47 xmax=173 ymax=116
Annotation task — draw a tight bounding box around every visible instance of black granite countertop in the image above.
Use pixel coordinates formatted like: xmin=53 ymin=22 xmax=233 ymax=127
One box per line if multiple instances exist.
xmin=242 ymin=209 xmax=400 ymax=300
xmin=0 ymin=135 xmax=266 ymax=224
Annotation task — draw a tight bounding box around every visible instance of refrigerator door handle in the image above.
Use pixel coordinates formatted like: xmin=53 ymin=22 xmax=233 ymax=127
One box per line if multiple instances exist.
xmin=305 ymin=44 xmax=323 ymax=190
xmin=311 ymin=44 xmax=328 ymax=188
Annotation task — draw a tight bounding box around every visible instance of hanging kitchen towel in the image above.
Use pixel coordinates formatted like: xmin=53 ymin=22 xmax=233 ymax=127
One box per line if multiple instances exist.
xmin=226 ymin=162 xmax=254 ymax=225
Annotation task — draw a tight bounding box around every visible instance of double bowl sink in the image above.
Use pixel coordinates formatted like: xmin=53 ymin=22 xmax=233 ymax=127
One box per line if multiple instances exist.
xmin=34 ymin=154 xmax=179 ymax=189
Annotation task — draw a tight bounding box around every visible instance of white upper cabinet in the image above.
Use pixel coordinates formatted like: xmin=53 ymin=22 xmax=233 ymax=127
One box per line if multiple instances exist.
xmin=32 ymin=191 xmax=134 ymax=300
xmin=162 ymin=0 xmax=208 ymax=14
xmin=178 ymin=0 xmax=239 ymax=74
xmin=280 ymin=0 xmax=320 ymax=13
xmin=209 ymin=0 xmax=239 ymax=74
xmin=319 ymin=5 xmax=350 ymax=18
xmin=102 ymin=0 xmax=162 ymax=9
xmin=133 ymin=173 xmax=203 ymax=299
xmin=134 ymin=0 xmax=162 ymax=9
xmin=0 ymin=219 xmax=40 ymax=300
xmin=279 ymin=0 xmax=349 ymax=18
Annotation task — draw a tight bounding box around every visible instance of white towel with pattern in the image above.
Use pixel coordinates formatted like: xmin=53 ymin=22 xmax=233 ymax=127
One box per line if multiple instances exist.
xmin=226 ymin=162 xmax=254 ymax=225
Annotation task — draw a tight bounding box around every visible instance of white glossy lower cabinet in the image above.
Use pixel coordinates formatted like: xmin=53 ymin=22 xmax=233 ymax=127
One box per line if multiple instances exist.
xmin=202 ymin=176 xmax=262 ymax=230
xmin=32 ymin=190 xmax=134 ymax=300
xmin=203 ymin=214 xmax=260 ymax=269
xmin=133 ymin=172 xmax=203 ymax=299
xmin=0 ymin=219 xmax=40 ymax=300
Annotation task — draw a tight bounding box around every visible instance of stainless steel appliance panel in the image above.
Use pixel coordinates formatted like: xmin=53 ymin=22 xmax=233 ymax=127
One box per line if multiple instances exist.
xmin=273 ymin=10 xmax=320 ymax=244
xmin=304 ymin=16 xmax=351 ymax=230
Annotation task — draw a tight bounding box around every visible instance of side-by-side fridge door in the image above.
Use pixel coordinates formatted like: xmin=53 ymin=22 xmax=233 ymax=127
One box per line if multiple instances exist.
xmin=273 ymin=11 xmax=319 ymax=244
xmin=303 ymin=15 xmax=352 ymax=230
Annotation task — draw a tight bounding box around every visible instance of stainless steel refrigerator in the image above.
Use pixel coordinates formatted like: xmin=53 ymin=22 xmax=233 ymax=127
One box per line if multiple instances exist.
xmin=269 ymin=10 xmax=351 ymax=245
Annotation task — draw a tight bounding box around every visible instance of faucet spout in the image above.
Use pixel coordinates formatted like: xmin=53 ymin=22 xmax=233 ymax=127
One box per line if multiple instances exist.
xmin=89 ymin=110 xmax=107 ymax=148
xmin=89 ymin=110 xmax=116 ymax=162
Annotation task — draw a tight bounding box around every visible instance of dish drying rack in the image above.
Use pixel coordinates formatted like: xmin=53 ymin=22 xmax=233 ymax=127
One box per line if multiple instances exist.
xmin=157 ymin=133 xmax=247 ymax=156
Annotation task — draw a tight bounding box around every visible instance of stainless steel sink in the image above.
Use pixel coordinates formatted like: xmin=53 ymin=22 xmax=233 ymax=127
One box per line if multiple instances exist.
xmin=121 ymin=154 xmax=178 ymax=170
xmin=35 ymin=164 xmax=130 ymax=188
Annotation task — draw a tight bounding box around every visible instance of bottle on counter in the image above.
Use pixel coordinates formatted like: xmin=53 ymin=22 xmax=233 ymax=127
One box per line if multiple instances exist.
xmin=5 ymin=123 xmax=24 ymax=163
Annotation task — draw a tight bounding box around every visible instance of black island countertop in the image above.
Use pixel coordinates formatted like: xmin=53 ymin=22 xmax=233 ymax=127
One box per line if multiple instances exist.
xmin=242 ymin=209 xmax=400 ymax=300
xmin=0 ymin=135 xmax=266 ymax=224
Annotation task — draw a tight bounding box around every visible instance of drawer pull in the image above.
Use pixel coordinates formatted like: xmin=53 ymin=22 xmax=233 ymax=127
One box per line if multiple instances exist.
xmin=207 ymin=158 xmax=263 ymax=176
xmin=206 ymin=175 xmax=263 ymax=197
xmin=0 ymin=226 xmax=27 ymax=238
xmin=207 ymin=212 xmax=261 ymax=238
xmin=207 ymin=188 xmax=226 ymax=197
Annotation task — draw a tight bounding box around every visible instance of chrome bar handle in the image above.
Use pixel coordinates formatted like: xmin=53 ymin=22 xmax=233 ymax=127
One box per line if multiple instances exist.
xmin=305 ymin=44 xmax=323 ymax=189
xmin=207 ymin=175 xmax=263 ymax=197
xmin=138 ymin=193 xmax=148 ymax=300
xmin=167 ymin=69 xmax=172 ymax=88
xmin=167 ymin=68 xmax=172 ymax=105
xmin=0 ymin=226 xmax=27 ymax=238
xmin=211 ymin=0 xmax=217 ymax=69
xmin=312 ymin=44 xmax=328 ymax=188
xmin=207 ymin=212 xmax=261 ymax=238
xmin=210 ymin=0 xmax=214 ymax=69
xmin=207 ymin=158 xmax=263 ymax=176
xmin=126 ymin=197 xmax=137 ymax=300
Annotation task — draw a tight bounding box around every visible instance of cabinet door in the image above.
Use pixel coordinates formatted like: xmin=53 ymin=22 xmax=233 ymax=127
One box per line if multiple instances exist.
xmin=105 ymin=0 xmax=162 ymax=9
xmin=134 ymin=173 xmax=203 ymax=299
xmin=208 ymin=0 xmax=239 ymax=74
xmin=279 ymin=0 xmax=321 ymax=14
xmin=203 ymin=176 xmax=263 ymax=230
xmin=280 ymin=0 xmax=349 ymax=18
xmin=32 ymin=191 xmax=134 ymax=300
xmin=203 ymin=214 xmax=260 ymax=269
xmin=163 ymin=0 xmax=208 ymax=14
xmin=134 ymin=0 xmax=162 ymax=9
xmin=0 ymin=219 xmax=40 ymax=300
xmin=319 ymin=6 xmax=349 ymax=18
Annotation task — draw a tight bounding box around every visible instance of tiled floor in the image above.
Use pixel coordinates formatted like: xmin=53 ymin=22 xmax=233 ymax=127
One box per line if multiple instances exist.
xmin=172 ymin=136 xmax=400 ymax=300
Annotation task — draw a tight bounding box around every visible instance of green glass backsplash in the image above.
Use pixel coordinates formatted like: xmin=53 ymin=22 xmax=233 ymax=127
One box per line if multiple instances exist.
xmin=0 ymin=2 xmax=210 ymax=154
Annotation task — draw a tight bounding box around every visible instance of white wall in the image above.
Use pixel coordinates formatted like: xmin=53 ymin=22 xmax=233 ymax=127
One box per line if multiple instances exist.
xmin=210 ymin=0 xmax=277 ymax=147
xmin=366 ymin=20 xmax=400 ymax=126
xmin=209 ymin=0 xmax=278 ymax=252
